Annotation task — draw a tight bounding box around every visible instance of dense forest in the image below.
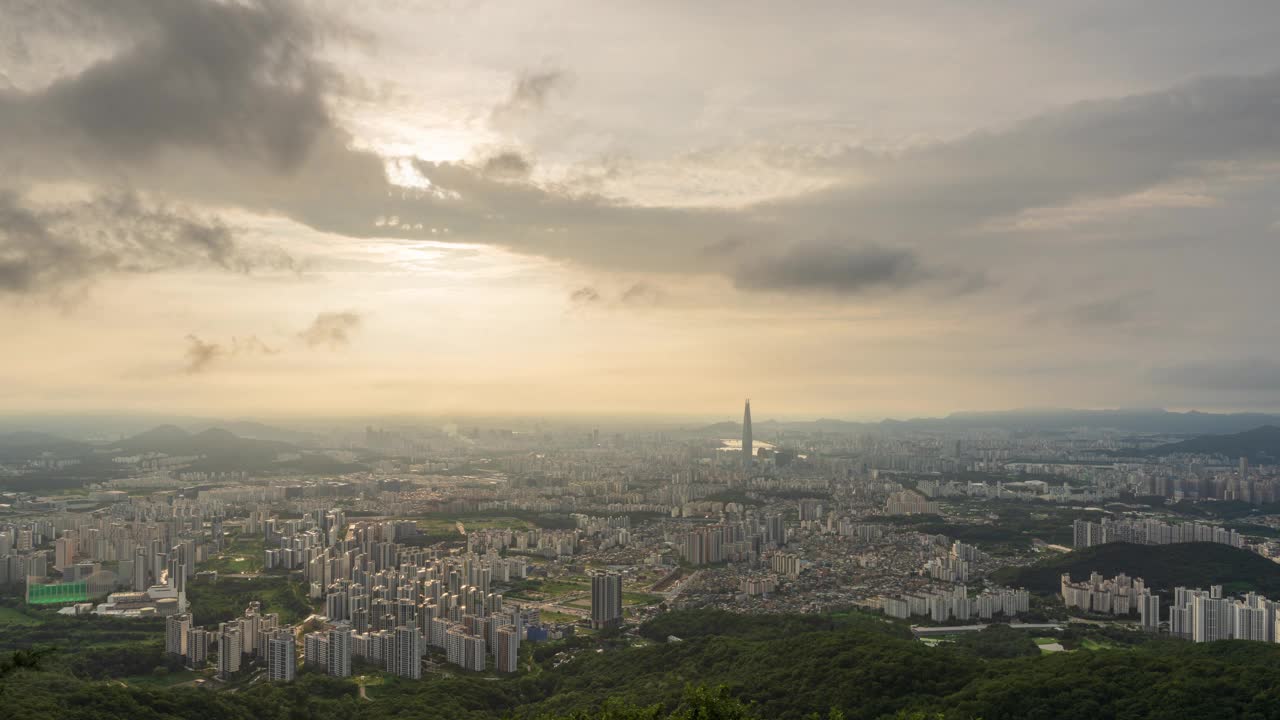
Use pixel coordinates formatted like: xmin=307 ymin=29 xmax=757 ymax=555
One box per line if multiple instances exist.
xmin=6 ymin=607 xmax=1280 ymax=719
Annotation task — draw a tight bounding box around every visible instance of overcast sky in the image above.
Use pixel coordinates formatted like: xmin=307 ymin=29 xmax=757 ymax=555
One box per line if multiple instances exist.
xmin=2 ymin=0 xmax=1280 ymax=420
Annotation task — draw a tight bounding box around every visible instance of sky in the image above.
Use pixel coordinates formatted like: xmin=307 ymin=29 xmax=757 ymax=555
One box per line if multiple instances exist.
xmin=1 ymin=0 xmax=1280 ymax=420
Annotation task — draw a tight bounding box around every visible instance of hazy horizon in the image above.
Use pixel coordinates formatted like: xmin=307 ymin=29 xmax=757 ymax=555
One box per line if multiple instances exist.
xmin=6 ymin=405 xmax=1280 ymax=441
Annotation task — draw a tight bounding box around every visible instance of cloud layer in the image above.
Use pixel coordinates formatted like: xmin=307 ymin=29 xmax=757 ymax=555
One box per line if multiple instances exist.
xmin=298 ymin=311 xmax=362 ymax=349
xmin=4 ymin=0 xmax=1280 ymax=414
xmin=0 ymin=190 xmax=290 ymax=299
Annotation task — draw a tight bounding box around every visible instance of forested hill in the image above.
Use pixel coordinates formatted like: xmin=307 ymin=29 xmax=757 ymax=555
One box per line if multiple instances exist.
xmin=1142 ymin=425 xmax=1280 ymax=463
xmin=990 ymin=541 xmax=1280 ymax=596
xmin=9 ymin=608 xmax=1280 ymax=719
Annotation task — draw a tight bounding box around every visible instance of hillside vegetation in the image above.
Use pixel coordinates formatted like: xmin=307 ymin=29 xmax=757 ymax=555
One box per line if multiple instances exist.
xmin=8 ymin=608 xmax=1280 ymax=719
xmin=990 ymin=542 xmax=1280 ymax=596
xmin=1144 ymin=425 xmax=1280 ymax=463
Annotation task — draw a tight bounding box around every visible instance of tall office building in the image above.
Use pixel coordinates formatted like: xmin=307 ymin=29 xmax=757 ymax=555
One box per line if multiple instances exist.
xmin=166 ymin=613 xmax=191 ymax=656
xmin=327 ymin=622 xmax=353 ymax=678
xmin=591 ymin=571 xmax=623 ymax=629
xmin=267 ymin=629 xmax=297 ymax=682
xmin=742 ymin=399 xmax=753 ymax=471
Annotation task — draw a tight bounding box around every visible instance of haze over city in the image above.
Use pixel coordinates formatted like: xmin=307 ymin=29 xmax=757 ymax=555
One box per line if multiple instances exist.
xmin=4 ymin=1 xmax=1280 ymax=418
xmin=8 ymin=4 xmax=1280 ymax=720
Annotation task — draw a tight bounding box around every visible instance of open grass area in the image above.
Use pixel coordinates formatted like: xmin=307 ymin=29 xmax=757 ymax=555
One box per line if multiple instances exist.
xmin=1081 ymin=638 xmax=1116 ymax=651
xmin=185 ymin=576 xmax=315 ymax=626
xmin=120 ymin=669 xmax=207 ymax=689
xmin=0 ymin=606 xmax=40 ymax=625
xmin=537 ymin=610 xmax=580 ymax=624
xmin=202 ymin=534 xmax=265 ymax=574
xmin=563 ymin=592 xmax=660 ymax=608
xmin=542 ymin=580 xmax=589 ymax=594
xmin=416 ymin=516 xmax=533 ymax=534
xmin=917 ymin=637 xmax=956 ymax=646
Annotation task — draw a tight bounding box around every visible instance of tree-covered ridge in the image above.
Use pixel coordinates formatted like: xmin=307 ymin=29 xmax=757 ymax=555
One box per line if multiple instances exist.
xmin=6 ymin=608 xmax=1280 ymax=719
xmin=990 ymin=541 xmax=1280 ymax=596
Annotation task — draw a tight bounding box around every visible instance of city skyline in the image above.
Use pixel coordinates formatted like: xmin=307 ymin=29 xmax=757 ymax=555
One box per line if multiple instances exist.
xmin=6 ymin=2 xmax=1280 ymax=717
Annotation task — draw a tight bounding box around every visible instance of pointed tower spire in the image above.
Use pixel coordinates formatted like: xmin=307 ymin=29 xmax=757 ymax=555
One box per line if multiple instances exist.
xmin=742 ymin=399 xmax=753 ymax=471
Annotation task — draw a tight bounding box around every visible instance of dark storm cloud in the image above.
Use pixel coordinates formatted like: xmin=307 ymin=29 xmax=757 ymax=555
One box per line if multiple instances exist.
xmin=730 ymin=242 xmax=925 ymax=294
xmin=298 ymin=311 xmax=362 ymax=349
xmin=0 ymin=191 xmax=290 ymax=299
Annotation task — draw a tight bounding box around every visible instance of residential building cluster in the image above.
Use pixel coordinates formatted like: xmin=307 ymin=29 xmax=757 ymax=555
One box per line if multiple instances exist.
xmin=1072 ymin=518 xmax=1244 ymax=549
xmin=883 ymin=490 xmax=939 ymax=516
xmin=1168 ymin=586 xmax=1280 ymax=643
xmin=880 ymin=585 xmax=1031 ymax=622
xmin=1059 ymin=571 xmax=1151 ymax=618
xmin=673 ymin=514 xmax=787 ymax=566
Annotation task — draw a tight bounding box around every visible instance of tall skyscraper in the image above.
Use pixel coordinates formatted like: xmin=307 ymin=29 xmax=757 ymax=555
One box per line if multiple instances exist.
xmin=591 ymin=571 xmax=623 ymax=629
xmin=742 ymin=398 xmax=753 ymax=471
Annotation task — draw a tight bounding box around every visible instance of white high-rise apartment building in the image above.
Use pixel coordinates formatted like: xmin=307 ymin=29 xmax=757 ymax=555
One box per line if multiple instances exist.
xmin=591 ymin=571 xmax=623 ymax=629
xmin=326 ymin=622 xmax=352 ymax=678
xmin=166 ymin=613 xmax=190 ymax=656
xmin=218 ymin=624 xmax=242 ymax=678
xmin=391 ymin=624 xmax=421 ymax=679
xmin=186 ymin=627 xmax=208 ymax=668
xmin=267 ymin=629 xmax=297 ymax=682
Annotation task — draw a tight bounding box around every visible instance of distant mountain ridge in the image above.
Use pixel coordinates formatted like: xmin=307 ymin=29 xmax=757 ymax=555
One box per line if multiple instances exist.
xmin=0 ymin=432 xmax=92 ymax=463
xmin=106 ymin=424 xmax=293 ymax=459
xmin=696 ymin=408 xmax=1280 ymax=436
